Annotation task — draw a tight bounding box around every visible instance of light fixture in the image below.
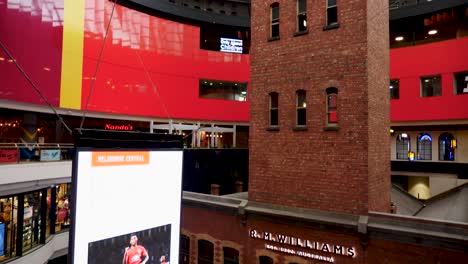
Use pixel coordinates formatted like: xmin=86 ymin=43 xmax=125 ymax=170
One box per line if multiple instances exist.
xmin=401 ymin=133 xmax=408 ymax=138
xmin=451 ymin=139 xmax=457 ymax=148
xmin=390 ymin=129 xmax=395 ymax=134
xmin=428 ymin=29 xmax=438 ymax=35
xmin=241 ymin=91 xmax=247 ymax=95
xmin=302 ymin=102 xmax=307 ymax=108
xmin=303 ymin=20 xmax=307 ymax=27
xmin=43 ymin=67 xmax=51 ymax=71
xmin=390 ymin=85 xmax=394 ymax=89
xmin=0 ymin=57 xmax=4 ymax=61
xmin=395 ymin=36 xmax=404 ymax=41
xmin=408 ymin=151 xmax=415 ymax=161
xmin=424 ymin=79 xmax=430 ymax=83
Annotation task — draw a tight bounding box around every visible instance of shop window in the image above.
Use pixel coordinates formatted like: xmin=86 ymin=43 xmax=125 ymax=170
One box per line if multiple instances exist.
xmin=421 ymin=75 xmax=441 ymax=97
xmin=326 ymin=0 xmax=338 ymax=26
xmin=269 ymin=92 xmax=279 ymax=127
xmin=297 ymin=0 xmax=307 ymax=32
xmin=326 ymin=87 xmax=338 ymax=125
xmin=259 ymin=256 xmax=274 ymax=264
xmin=396 ymin=133 xmax=410 ymax=160
xmin=0 ymin=197 xmax=16 ymax=259
xmin=439 ymin=132 xmax=455 ymax=161
xmin=417 ymin=133 xmax=432 ymax=160
xmin=198 ymin=239 xmax=214 ymax=264
xmin=296 ymin=90 xmax=307 ymax=127
xmin=390 ymin=79 xmax=400 ymax=99
xmin=223 ymin=247 xmax=239 ymax=264
xmin=180 ymin=235 xmax=190 ymax=264
xmin=199 ymin=80 xmax=248 ymax=101
xmin=270 ymin=3 xmax=280 ymax=38
xmin=454 ymin=71 xmax=468 ymax=95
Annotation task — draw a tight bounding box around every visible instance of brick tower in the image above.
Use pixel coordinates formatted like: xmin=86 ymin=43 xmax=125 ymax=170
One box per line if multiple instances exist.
xmin=249 ymin=0 xmax=390 ymax=214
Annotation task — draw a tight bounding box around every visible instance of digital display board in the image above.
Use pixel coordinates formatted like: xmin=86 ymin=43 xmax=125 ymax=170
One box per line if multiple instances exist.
xmin=71 ymin=150 xmax=183 ymax=264
xmin=220 ymin=38 xmax=243 ymax=54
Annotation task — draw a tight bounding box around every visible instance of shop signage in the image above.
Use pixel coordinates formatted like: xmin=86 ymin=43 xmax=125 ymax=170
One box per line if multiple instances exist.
xmin=104 ymin=124 xmax=134 ymax=131
xmin=249 ymin=229 xmax=356 ymax=263
xmin=0 ymin=223 xmax=4 ymax=256
xmin=0 ymin=148 xmax=19 ymax=163
xmin=40 ymin=149 xmax=61 ymax=161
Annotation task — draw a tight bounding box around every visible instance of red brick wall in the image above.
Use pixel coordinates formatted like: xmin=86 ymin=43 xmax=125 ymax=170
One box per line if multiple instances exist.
xmin=249 ymin=0 xmax=390 ymax=214
xmin=181 ymin=207 xmax=468 ymax=264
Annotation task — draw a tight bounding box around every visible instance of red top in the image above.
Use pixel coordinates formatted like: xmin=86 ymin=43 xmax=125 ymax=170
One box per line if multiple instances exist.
xmin=125 ymin=245 xmax=147 ymax=264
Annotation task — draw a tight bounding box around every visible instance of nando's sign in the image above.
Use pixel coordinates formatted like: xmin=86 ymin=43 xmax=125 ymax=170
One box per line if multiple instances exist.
xmin=249 ymin=229 xmax=356 ymax=263
xmin=104 ymin=124 xmax=134 ymax=131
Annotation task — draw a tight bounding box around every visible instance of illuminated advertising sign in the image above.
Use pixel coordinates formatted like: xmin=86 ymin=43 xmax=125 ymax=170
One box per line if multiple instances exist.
xmin=0 ymin=223 xmax=4 ymax=256
xmin=249 ymin=229 xmax=357 ymax=263
xmin=40 ymin=149 xmax=61 ymax=161
xmin=220 ymin=38 xmax=243 ymax=54
xmin=71 ymin=150 xmax=183 ymax=264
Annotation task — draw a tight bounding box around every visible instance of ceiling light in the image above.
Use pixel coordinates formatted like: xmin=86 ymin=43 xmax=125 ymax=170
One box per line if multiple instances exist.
xmin=395 ymin=36 xmax=404 ymax=41
xmin=389 ymin=85 xmax=394 ymax=89
xmin=241 ymin=91 xmax=247 ymax=95
xmin=428 ymin=29 xmax=437 ymax=35
xmin=43 ymin=67 xmax=50 ymax=71
xmin=0 ymin=57 xmax=4 ymax=61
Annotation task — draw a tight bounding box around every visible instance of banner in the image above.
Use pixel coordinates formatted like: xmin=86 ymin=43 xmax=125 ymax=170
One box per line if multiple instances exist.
xmin=0 ymin=148 xmax=19 ymax=163
xmin=0 ymin=222 xmax=4 ymax=256
xmin=40 ymin=149 xmax=61 ymax=161
xmin=72 ymin=150 xmax=183 ymax=264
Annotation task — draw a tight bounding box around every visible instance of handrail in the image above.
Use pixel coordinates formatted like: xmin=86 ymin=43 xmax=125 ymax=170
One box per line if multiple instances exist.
xmin=0 ymin=143 xmax=74 ymax=149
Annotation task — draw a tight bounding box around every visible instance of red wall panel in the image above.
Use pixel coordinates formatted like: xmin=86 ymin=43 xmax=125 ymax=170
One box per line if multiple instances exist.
xmin=390 ymin=37 xmax=468 ymax=122
xmin=82 ymin=1 xmax=250 ymax=122
xmin=0 ymin=0 xmax=63 ymax=106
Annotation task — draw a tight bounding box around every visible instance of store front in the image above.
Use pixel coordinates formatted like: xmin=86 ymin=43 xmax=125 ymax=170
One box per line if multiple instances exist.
xmin=0 ymin=183 xmax=70 ymax=262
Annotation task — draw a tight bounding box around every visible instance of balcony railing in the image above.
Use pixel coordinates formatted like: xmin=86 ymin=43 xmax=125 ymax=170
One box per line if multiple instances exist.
xmin=0 ymin=143 xmax=74 ymax=164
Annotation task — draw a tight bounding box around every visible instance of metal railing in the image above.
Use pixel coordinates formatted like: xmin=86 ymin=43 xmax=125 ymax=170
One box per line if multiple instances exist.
xmin=0 ymin=143 xmax=74 ymax=164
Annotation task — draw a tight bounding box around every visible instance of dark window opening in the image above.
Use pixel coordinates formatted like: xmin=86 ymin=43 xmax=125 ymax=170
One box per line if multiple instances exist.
xmin=180 ymin=235 xmax=190 ymax=264
xmin=223 ymin=247 xmax=239 ymax=264
xmin=198 ymin=240 xmax=214 ymax=264
xmin=439 ymin=132 xmax=455 ymax=161
xmin=454 ymin=71 xmax=468 ymax=95
xmin=271 ymin=3 xmax=280 ymax=38
xmin=199 ymin=80 xmax=247 ymax=101
xmin=421 ymin=75 xmax=441 ymax=97
xmin=296 ymin=90 xmax=306 ymax=126
xmin=390 ymin=79 xmax=400 ymax=99
xmin=200 ymin=24 xmax=250 ymax=54
xmin=327 ymin=0 xmax=338 ymax=25
xmin=259 ymin=256 xmax=274 ymax=264
xmin=270 ymin=92 xmax=279 ymax=127
xmin=297 ymin=0 xmax=307 ymax=32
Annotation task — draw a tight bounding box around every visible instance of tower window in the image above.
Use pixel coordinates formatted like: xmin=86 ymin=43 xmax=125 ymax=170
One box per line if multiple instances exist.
xmin=269 ymin=92 xmax=279 ymax=127
xmin=326 ymin=0 xmax=338 ymax=26
xmin=296 ymin=90 xmax=307 ymax=126
xmin=326 ymin=87 xmax=338 ymax=125
xmin=297 ymin=0 xmax=307 ymax=32
xmin=270 ymin=3 xmax=280 ymax=38
xmin=417 ymin=133 xmax=432 ymax=160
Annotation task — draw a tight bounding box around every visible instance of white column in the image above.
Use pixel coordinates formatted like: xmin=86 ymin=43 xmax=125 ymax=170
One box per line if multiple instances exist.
xmin=210 ymin=124 xmax=215 ymax=148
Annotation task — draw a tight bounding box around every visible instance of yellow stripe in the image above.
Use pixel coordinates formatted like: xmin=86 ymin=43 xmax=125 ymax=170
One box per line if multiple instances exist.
xmin=60 ymin=0 xmax=85 ymax=109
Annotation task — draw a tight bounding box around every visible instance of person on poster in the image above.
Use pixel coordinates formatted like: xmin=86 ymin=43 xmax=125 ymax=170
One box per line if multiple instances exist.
xmin=122 ymin=234 xmax=149 ymax=264
xmin=160 ymin=255 xmax=169 ymax=264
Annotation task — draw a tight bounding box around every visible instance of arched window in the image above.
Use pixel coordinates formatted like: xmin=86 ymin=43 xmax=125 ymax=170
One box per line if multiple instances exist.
xmin=417 ymin=133 xmax=432 ymax=160
xmin=269 ymin=92 xmax=279 ymax=127
xmin=198 ymin=240 xmax=214 ymax=264
xmin=296 ymin=90 xmax=306 ymax=126
xmin=326 ymin=87 xmax=338 ymax=125
xmin=396 ymin=133 xmax=410 ymax=160
xmin=297 ymin=0 xmax=307 ymax=32
xmin=439 ymin=133 xmax=455 ymax=161
xmin=259 ymin=256 xmax=274 ymax=264
xmin=223 ymin=247 xmax=239 ymax=264
xmin=180 ymin=235 xmax=190 ymax=264
xmin=270 ymin=3 xmax=280 ymax=38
